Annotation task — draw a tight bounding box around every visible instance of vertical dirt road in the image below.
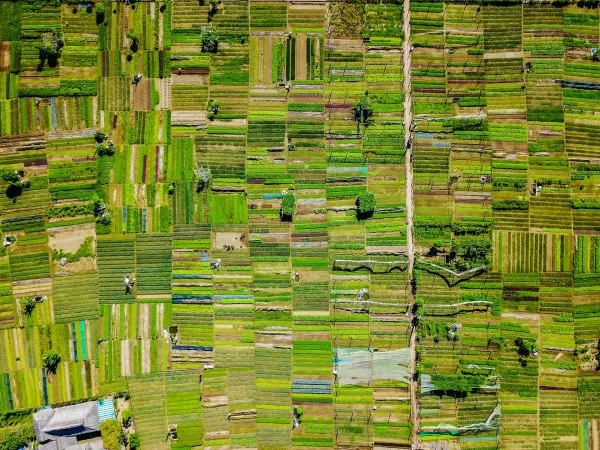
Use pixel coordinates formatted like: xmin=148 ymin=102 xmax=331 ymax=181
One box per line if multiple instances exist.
xmin=402 ymin=0 xmax=419 ymax=447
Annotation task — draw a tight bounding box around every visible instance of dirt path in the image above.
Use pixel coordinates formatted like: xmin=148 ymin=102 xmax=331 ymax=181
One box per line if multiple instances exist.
xmin=402 ymin=0 xmax=418 ymax=447
xmin=501 ymin=311 xmax=540 ymax=321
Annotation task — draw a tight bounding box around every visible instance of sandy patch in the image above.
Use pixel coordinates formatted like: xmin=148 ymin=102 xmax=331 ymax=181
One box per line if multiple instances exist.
xmin=139 ymin=303 xmax=149 ymax=339
xmin=171 ymin=74 xmax=207 ymax=86
xmin=141 ymin=339 xmax=150 ymax=373
xmin=264 ymin=37 xmax=273 ymax=83
xmin=214 ymin=232 xmax=248 ymax=250
xmin=295 ymin=34 xmax=307 ymax=81
xmin=60 ymin=66 xmax=96 ymax=79
xmin=130 ymin=146 xmax=136 ymax=184
xmin=132 ymin=78 xmax=150 ymax=111
xmin=501 ymin=312 xmax=540 ymax=321
xmin=48 ymin=222 xmax=96 ymax=254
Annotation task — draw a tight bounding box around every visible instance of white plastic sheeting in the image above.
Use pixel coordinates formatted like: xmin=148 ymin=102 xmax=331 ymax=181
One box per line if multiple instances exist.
xmin=335 ymin=348 xmax=411 ymax=386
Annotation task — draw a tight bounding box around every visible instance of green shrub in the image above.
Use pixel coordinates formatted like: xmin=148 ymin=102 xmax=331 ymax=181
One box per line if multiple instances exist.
xmin=46 ymin=203 xmax=94 ymax=219
xmin=96 ymin=221 xmax=111 ymax=235
xmin=492 ymin=199 xmax=528 ymax=211
xmin=573 ymin=199 xmax=600 ymax=209
xmin=430 ymin=373 xmax=485 ymax=394
xmin=52 ymin=236 xmax=95 ymax=263
xmin=129 ymin=433 xmax=140 ymax=450
xmin=0 ymin=426 xmax=34 ymax=450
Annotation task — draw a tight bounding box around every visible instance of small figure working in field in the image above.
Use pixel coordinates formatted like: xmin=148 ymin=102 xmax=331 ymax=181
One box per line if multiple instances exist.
xmin=94 ymin=203 xmax=106 ymax=216
xmin=358 ymin=288 xmax=368 ymax=301
xmin=124 ymin=275 xmax=136 ymax=293
xmin=210 ymin=258 xmax=221 ymax=270
xmin=3 ymin=235 xmax=16 ymax=248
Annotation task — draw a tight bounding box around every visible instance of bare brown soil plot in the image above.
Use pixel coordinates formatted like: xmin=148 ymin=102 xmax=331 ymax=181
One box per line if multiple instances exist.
xmin=0 ymin=41 xmax=10 ymax=71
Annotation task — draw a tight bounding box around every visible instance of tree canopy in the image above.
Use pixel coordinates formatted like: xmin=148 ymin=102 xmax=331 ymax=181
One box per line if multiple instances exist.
xmin=100 ymin=419 xmax=125 ymax=450
xmin=201 ymin=26 xmax=219 ymax=53
xmin=281 ymin=191 xmax=296 ymax=220
xmin=42 ymin=349 xmax=61 ymax=373
xmin=352 ymin=94 xmax=374 ymax=129
xmin=357 ymin=192 xmax=376 ymax=218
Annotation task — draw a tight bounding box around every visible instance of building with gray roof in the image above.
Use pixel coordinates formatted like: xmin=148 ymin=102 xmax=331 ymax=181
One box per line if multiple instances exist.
xmin=33 ymin=401 xmax=104 ymax=450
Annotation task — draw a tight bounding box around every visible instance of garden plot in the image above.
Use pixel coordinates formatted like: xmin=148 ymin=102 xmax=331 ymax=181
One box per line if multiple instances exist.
xmin=226 ymin=368 xmax=256 ymax=447
xmin=171 ymin=78 xmax=208 ymax=111
xmin=1 ymin=1 xmax=600 ymax=447
xmin=166 ymin=369 xmax=203 ymax=448
xmin=202 ymin=368 xmax=230 ymax=444
xmin=53 ymin=273 xmax=99 ymax=323
xmin=128 ymin=372 xmax=170 ymax=450
xmin=0 ymin=258 xmax=15 ymax=329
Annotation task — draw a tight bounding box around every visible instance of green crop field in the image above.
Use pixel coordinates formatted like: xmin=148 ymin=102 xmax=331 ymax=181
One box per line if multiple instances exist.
xmin=0 ymin=0 xmax=600 ymax=449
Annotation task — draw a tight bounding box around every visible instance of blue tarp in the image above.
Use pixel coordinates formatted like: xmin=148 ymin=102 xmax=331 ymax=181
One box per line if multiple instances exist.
xmin=80 ymin=321 xmax=87 ymax=361
xmin=97 ymin=399 xmax=116 ymax=422
xmin=1 ymin=215 xmax=43 ymax=224
xmin=172 ymin=274 xmax=212 ymax=279
xmin=42 ymin=370 xmax=48 ymax=406
xmin=173 ymin=345 xmax=214 ymax=352
xmin=72 ymin=323 xmax=78 ymax=362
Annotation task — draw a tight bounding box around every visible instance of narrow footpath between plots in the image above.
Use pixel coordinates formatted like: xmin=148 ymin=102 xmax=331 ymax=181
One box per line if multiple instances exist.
xmin=402 ymin=0 xmax=419 ymax=447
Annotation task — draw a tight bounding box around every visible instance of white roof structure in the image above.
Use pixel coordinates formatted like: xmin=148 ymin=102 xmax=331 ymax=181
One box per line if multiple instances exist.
xmin=33 ymin=402 xmax=101 ymax=449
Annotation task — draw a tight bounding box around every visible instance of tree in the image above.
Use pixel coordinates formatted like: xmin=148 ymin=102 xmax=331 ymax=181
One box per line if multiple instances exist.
xmin=357 ymin=192 xmax=376 ymax=218
xmin=0 ymin=171 xmax=19 ymax=184
xmin=95 ymin=3 xmax=106 ymax=24
xmin=23 ymin=298 xmax=36 ymax=316
xmin=201 ymin=25 xmax=219 ymax=53
xmin=515 ymin=337 xmax=536 ymax=357
xmin=1 ymin=170 xmax=25 ymax=200
xmin=280 ymin=191 xmax=295 ymax=220
xmin=209 ymin=0 xmax=219 ymax=16
xmin=38 ymin=32 xmax=61 ymax=68
xmin=95 ymin=130 xmax=106 ymax=143
xmin=352 ymin=94 xmax=374 ymax=130
xmin=194 ymin=167 xmax=210 ymax=191
xmin=100 ymin=419 xmax=126 ymax=450
xmin=126 ymin=31 xmax=139 ymax=52
xmin=42 ymin=349 xmax=61 ymax=374
xmin=129 ymin=432 xmax=141 ymax=450
xmin=121 ymin=408 xmax=132 ymax=427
